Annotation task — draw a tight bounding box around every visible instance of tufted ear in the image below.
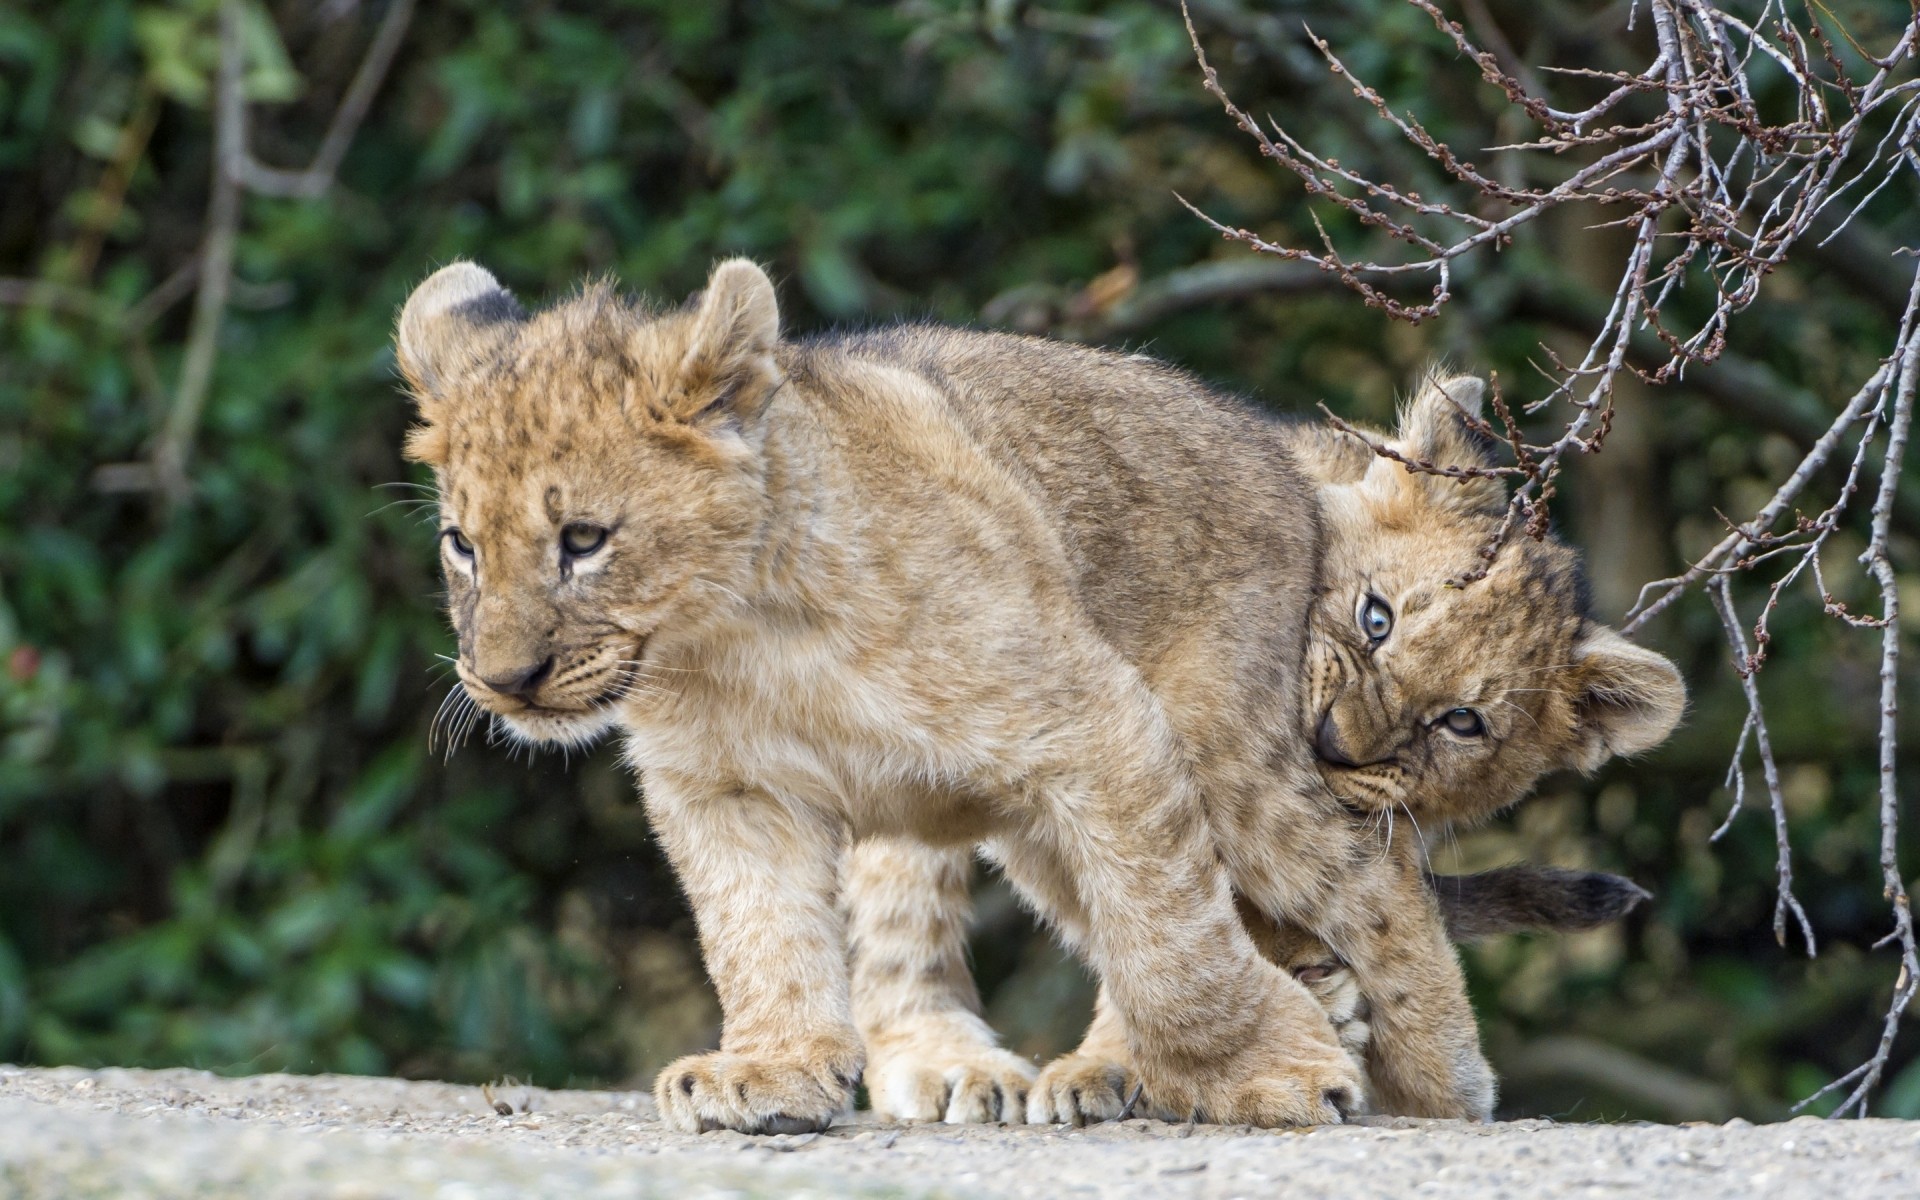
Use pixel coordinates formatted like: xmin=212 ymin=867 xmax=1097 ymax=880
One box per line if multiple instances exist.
xmin=1567 ymin=625 xmax=1687 ymax=771
xmin=395 ymin=262 xmax=527 ymax=463
xmin=1378 ymin=372 xmax=1505 ymax=515
xmin=671 ymin=258 xmax=782 ymax=424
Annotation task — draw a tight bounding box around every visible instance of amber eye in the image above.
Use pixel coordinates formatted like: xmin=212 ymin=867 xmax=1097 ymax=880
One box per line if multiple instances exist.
xmin=560 ymin=523 xmax=608 ymax=558
xmin=442 ymin=528 xmax=474 ymax=558
xmin=1441 ymin=708 xmax=1485 ymax=737
xmin=1358 ymin=595 xmax=1394 ymax=643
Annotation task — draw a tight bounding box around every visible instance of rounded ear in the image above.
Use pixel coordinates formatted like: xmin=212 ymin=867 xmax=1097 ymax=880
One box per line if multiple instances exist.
xmin=395 ymin=262 xmax=526 ymax=398
xmin=672 ymin=258 xmax=782 ymax=423
xmin=1568 ymin=625 xmax=1687 ymax=771
xmin=395 ymin=262 xmax=526 ymax=464
xmin=1375 ymin=371 xmax=1504 ymax=515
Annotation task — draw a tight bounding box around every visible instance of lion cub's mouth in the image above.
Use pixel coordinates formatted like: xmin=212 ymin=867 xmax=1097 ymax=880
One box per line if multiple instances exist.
xmin=461 ymin=637 xmax=648 ymax=722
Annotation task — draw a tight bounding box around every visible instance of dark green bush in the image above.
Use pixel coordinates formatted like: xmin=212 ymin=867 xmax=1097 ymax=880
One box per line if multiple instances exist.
xmin=1 ymin=0 xmax=1914 ymax=1118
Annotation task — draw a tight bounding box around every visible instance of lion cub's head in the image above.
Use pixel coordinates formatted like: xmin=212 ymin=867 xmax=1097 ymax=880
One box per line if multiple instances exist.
xmin=394 ymin=259 xmax=784 ymax=747
xmin=1297 ymin=375 xmax=1685 ymax=828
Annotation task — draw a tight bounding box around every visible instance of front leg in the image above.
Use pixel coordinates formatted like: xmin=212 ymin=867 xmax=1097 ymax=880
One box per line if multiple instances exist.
xmin=645 ymin=772 xmax=864 ymax=1134
xmin=1239 ymin=902 xmax=1374 ymax=1099
xmin=987 ymin=671 xmax=1362 ymax=1129
xmin=844 ymin=836 xmax=1034 ymax=1123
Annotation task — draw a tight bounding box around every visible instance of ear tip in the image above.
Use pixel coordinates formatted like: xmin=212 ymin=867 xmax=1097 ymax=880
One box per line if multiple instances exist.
xmin=1428 ymin=372 xmax=1486 ymax=413
xmin=707 ymin=257 xmax=776 ymax=296
xmin=403 ymin=262 xmax=507 ymax=321
xmin=696 ymin=258 xmax=780 ymax=346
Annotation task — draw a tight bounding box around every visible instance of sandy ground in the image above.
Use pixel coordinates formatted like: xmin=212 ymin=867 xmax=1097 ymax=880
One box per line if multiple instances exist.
xmin=3 ymin=1064 xmax=1917 ymax=1199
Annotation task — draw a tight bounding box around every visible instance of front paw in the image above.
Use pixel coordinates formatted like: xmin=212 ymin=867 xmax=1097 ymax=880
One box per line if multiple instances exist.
xmin=866 ymin=1012 xmax=1037 ymax=1123
xmin=1026 ymin=1053 xmax=1135 ymax=1126
xmin=1167 ymin=1048 xmax=1361 ymax=1128
xmin=1139 ymin=990 xmax=1364 ymax=1127
xmin=654 ymin=1046 xmax=860 ymax=1134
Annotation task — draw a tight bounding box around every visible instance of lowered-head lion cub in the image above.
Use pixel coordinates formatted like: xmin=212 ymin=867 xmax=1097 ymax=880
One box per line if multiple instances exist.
xmin=397 ymin=259 xmax=1680 ymax=1133
xmin=848 ymin=383 xmax=1685 ymax=1123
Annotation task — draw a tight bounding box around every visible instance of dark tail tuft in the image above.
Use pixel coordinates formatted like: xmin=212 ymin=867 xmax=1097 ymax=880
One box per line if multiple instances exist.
xmin=1428 ymin=865 xmax=1652 ymax=941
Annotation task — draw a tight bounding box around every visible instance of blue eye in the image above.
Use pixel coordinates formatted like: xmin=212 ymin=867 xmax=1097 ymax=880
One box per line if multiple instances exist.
xmin=443 ymin=528 xmax=474 ymax=558
xmin=1359 ymin=595 xmax=1394 ymax=642
xmin=1441 ymin=708 xmax=1485 ymax=737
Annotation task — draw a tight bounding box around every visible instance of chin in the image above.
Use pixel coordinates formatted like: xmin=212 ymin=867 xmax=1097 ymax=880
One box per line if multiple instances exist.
xmin=493 ymin=703 xmax=620 ymax=750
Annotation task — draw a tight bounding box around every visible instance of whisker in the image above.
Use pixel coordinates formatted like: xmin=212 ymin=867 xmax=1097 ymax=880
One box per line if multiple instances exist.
xmin=1488 ymin=697 xmax=1541 ymax=731
xmin=615 ymin=659 xmax=704 ymax=674
xmin=452 ymin=694 xmax=484 ymax=759
xmin=699 ymin=578 xmax=751 ymax=608
xmin=428 ymin=684 xmax=465 ymax=755
xmin=366 ymin=498 xmax=441 ymax=520
xmin=1399 ymin=802 xmax=1431 ymax=870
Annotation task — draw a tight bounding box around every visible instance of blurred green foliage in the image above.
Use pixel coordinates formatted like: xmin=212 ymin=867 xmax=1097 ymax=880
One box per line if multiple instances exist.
xmin=1 ymin=0 xmax=1916 ymax=1119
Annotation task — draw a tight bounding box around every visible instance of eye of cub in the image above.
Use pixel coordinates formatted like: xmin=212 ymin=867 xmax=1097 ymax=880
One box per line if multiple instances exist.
xmin=1358 ymin=594 xmax=1393 ymax=642
xmin=561 ymin=523 xmax=609 ymax=558
xmin=442 ymin=528 xmax=474 ymax=558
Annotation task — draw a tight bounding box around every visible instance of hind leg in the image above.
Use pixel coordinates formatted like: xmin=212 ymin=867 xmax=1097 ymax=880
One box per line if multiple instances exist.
xmin=844 ymin=836 xmax=1034 ymax=1123
xmin=1239 ymin=903 xmax=1373 ymax=1103
xmin=1240 ymin=831 xmax=1493 ymax=1120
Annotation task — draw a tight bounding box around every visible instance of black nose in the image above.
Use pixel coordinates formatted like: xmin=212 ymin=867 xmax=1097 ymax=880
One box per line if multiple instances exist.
xmin=1315 ymin=710 xmax=1358 ymax=767
xmin=481 ymin=655 xmax=555 ymax=697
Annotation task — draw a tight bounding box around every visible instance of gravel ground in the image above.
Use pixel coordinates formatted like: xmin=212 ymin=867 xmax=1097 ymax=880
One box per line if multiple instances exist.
xmin=3 ymin=1064 xmax=1916 ymax=1199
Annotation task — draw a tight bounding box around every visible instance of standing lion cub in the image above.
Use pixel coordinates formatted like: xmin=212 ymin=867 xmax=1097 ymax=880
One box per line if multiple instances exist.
xmin=396 ymin=258 xmax=1680 ymax=1133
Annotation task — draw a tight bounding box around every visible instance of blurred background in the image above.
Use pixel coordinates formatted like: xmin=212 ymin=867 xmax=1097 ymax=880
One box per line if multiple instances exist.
xmin=3 ymin=0 xmax=1916 ymax=1122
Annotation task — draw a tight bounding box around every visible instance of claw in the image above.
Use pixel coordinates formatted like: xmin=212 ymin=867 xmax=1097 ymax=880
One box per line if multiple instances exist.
xmin=755 ymin=1112 xmax=832 ymax=1135
xmin=1323 ymin=1087 xmax=1355 ymax=1123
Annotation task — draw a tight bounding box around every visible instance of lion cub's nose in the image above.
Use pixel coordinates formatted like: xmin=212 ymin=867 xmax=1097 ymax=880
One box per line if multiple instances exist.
xmin=1314 ymin=709 xmax=1359 ymax=768
xmin=481 ymin=655 xmax=555 ymax=698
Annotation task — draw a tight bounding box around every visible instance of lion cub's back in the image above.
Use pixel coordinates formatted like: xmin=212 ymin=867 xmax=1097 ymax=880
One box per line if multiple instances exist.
xmin=805 ymin=325 xmax=1320 ymax=672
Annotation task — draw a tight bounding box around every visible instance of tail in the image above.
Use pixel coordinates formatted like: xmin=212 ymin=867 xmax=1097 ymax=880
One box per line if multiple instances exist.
xmin=1428 ymin=865 xmax=1651 ymax=941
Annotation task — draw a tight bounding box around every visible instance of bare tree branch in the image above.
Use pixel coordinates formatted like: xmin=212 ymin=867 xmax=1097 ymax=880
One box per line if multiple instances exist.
xmin=238 ymin=0 xmax=416 ymax=199
xmin=91 ymin=0 xmax=414 ymax=500
xmin=118 ymin=0 xmax=248 ymax=504
xmin=1183 ymin=0 xmax=1920 ymax=1113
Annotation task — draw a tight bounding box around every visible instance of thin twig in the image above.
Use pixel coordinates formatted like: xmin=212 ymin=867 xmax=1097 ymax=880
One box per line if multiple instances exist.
xmin=147 ymin=0 xmax=247 ymax=504
xmin=238 ymin=0 xmax=416 ymax=198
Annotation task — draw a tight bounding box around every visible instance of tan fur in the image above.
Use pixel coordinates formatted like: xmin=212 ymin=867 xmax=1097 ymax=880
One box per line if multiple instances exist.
xmin=397 ymin=262 xmax=1676 ymax=1133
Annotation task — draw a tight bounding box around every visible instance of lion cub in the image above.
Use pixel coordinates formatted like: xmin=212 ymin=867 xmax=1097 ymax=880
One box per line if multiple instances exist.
xmin=847 ymin=380 xmax=1685 ymax=1124
xmin=396 ymin=260 xmax=1680 ymax=1134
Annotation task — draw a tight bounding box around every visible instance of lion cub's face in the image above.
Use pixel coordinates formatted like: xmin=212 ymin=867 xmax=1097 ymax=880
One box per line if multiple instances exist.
xmin=392 ymin=260 xmax=783 ymax=748
xmin=1298 ymin=377 xmax=1685 ymax=829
